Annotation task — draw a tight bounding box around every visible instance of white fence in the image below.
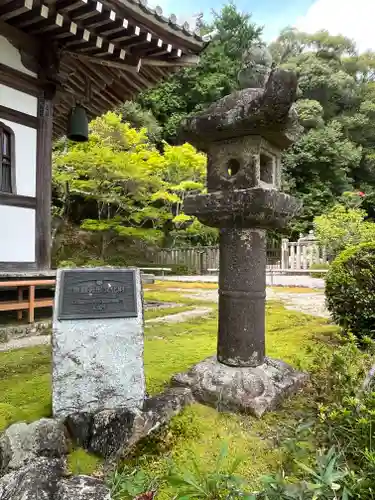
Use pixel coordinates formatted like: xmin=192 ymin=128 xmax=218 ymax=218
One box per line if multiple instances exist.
xmin=281 ymin=231 xmax=329 ymax=270
xmin=156 ymin=232 xmax=328 ymax=274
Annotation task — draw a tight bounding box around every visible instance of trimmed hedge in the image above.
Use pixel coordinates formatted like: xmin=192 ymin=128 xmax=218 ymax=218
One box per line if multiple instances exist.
xmin=326 ymin=242 xmax=375 ymax=341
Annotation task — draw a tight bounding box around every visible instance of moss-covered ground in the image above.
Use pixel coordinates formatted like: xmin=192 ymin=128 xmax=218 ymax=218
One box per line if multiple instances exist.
xmin=0 ymin=282 xmax=337 ymax=496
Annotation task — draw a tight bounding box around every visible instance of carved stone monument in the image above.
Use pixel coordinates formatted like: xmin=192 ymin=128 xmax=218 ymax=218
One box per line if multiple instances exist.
xmin=52 ymin=268 xmax=145 ymax=418
xmin=173 ymin=46 xmax=307 ymax=417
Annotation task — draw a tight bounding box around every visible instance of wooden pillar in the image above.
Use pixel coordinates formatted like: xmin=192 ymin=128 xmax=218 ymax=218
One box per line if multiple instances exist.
xmin=35 ymin=94 xmax=53 ymax=270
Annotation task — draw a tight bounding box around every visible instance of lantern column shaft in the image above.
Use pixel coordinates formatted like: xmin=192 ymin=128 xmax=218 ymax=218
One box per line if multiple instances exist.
xmin=217 ymin=227 xmax=266 ymax=367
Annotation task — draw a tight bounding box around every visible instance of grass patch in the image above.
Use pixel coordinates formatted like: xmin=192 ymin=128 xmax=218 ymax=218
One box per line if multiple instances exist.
xmin=144 ymin=306 xmax=193 ymax=320
xmin=145 ymin=281 xmax=218 ymax=290
xmin=144 ymin=289 xmax=205 ymax=306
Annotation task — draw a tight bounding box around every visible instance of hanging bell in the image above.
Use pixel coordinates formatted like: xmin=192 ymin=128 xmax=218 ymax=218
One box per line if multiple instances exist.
xmin=66 ymin=105 xmax=88 ymax=142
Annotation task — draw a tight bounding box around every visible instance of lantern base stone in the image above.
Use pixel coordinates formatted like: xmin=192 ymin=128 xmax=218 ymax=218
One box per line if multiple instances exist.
xmin=172 ymin=356 xmax=308 ymax=418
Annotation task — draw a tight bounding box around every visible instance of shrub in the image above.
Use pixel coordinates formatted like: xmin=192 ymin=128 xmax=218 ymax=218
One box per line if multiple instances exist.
xmin=314 ymin=203 xmax=375 ymax=257
xmin=169 ymin=264 xmax=192 ymax=275
xmin=309 ymin=262 xmax=330 ymax=279
xmin=325 ymin=242 xmax=375 ymax=341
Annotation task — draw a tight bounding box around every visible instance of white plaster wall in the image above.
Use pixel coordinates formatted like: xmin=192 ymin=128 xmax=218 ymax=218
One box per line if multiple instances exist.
xmin=0 ymin=118 xmax=37 ymax=197
xmin=0 ymin=35 xmax=37 ymax=78
xmin=0 ymin=84 xmax=37 ymax=116
xmin=0 ymin=206 xmax=35 ymax=262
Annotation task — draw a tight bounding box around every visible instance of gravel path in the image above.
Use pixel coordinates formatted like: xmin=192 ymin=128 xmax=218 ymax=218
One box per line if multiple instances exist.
xmin=156 ymin=274 xmax=326 ymax=289
xmin=181 ymin=288 xmax=329 ymax=319
xmin=267 ymin=289 xmax=329 ymax=318
xmin=0 ymin=335 xmax=50 ymax=352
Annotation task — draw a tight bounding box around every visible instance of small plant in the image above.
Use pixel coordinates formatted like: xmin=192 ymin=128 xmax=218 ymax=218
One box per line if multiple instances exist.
xmin=166 ymin=443 xmax=251 ymax=499
xmin=325 ymin=242 xmax=375 ymax=341
xmin=253 ymin=448 xmax=350 ymax=499
xmin=108 ymin=467 xmax=158 ymax=500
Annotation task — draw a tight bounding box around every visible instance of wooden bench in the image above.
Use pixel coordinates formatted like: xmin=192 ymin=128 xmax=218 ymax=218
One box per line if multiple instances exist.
xmin=0 ymin=279 xmax=56 ymax=323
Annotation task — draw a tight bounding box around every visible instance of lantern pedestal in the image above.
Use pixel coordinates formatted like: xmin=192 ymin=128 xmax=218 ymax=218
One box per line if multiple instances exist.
xmin=173 ymin=356 xmax=307 ymax=417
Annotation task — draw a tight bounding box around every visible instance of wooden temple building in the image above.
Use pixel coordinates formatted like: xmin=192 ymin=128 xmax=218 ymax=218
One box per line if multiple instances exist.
xmin=0 ymin=0 xmax=204 ymax=274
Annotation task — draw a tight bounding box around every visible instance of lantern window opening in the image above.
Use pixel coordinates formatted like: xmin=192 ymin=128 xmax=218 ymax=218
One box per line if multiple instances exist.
xmin=259 ymin=152 xmax=274 ymax=185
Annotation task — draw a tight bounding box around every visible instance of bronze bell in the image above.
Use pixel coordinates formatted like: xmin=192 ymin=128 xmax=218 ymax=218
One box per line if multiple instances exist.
xmin=67 ymin=105 xmax=88 ymax=142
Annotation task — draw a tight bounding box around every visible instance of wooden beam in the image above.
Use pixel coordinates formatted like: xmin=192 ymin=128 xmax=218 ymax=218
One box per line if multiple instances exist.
xmin=0 ymin=63 xmax=41 ymax=96
xmin=0 ymin=193 xmax=36 ymax=209
xmin=65 ymin=50 xmax=141 ymax=72
xmin=142 ymin=54 xmax=199 ymax=67
xmin=16 ymin=3 xmax=50 ymax=29
xmin=100 ymin=0 xmax=203 ymax=52
xmin=0 ymin=19 xmax=40 ymax=57
xmin=0 ymin=0 xmax=34 ymax=22
xmin=0 ymin=105 xmax=38 ymax=129
xmin=36 ymin=95 xmax=53 ymax=270
xmin=55 ymin=0 xmax=89 ymax=14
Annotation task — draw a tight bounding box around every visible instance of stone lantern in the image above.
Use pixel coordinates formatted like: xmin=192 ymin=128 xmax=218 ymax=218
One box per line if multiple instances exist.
xmin=173 ymin=46 xmax=307 ymax=417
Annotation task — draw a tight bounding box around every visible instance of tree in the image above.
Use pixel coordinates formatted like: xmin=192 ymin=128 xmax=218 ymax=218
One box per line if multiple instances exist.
xmin=138 ymin=3 xmax=262 ymax=141
xmin=52 ymin=112 xmax=207 ymax=263
xmin=268 ymin=29 xmax=375 ymax=234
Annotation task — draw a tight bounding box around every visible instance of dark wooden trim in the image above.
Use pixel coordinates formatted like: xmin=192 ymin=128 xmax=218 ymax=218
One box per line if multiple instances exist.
xmin=0 ymin=193 xmax=36 ymax=209
xmin=0 ymin=105 xmax=38 ymax=129
xmin=0 ymin=262 xmax=37 ymax=271
xmin=0 ymin=63 xmax=41 ymax=97
xmin=0 ymin=20 xmax=40 ymax=59
xmin=35 ymin=96 xmax=53 ymax=270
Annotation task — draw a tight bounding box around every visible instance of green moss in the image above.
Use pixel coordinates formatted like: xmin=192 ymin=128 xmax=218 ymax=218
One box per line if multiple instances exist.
xmin=0 ymin=298 xmax=335 ymax=432
xmin=145 ymin=281 xmax=218 ymax=290
xmin=144 ymin=306 xmax=194 ymax=320
xmin=0 ymin=345 xmax=51 ymax=431
xmin=144 ymin=290 xmax=202 ymax=306
xmin=0 ymin=285 xmax=339 ymax=497
xmin=67 ymin=448 xmax=103 ymax=475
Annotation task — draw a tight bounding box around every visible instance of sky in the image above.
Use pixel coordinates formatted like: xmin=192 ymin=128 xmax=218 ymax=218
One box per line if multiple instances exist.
xmin=155 ymin=0 xmax=375 ymax=53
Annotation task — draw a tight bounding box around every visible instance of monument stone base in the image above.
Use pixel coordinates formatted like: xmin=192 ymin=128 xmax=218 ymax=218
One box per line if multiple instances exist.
xmin=172 ymin=356 xmax=308 ymax=418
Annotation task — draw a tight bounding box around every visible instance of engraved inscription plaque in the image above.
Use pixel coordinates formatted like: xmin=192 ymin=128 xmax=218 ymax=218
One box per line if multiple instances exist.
xmin=58 ymin=269 xmax=138 ymax=320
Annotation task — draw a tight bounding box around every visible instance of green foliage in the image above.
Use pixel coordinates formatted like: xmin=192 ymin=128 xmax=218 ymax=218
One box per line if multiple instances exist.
xmin=268 ymin=28 xmax=375 ymax=233
xmin=325 ymin=242 xmax=375 ymax=340
xmin=138 ymin=3 xmax=262 ymax=141
xmin=166 ymin=442 xmax=250 ymax=499
xmin=116 ymin=101 xmax=162 ymax=144
xmin=309 ymin=262 xmax=330 ymax=279
xmin=53 ymin=112 xmax=207 ymax=262
xmin=253 ymin=448 xmax=350 ymax=499
xmin=168 ymin=264 xmax=192 ymax=275
xmin=283 ymin=122 xmax=362 ymax=232
xmin=296 ymin=99 xmax=324 ymax=129
xmin=108 ymin=467 xmax=158 ymax=499
xmin=314 ymin=202 xmax=375 ymax=256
